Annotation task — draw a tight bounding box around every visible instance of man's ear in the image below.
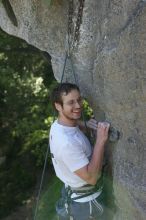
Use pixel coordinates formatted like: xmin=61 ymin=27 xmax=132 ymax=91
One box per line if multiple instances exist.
xmin=55 ymin=102 xmax=62 ymax=112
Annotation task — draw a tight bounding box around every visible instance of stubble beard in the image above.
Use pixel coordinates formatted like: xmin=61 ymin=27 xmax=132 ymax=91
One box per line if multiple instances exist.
xmin=65 ymin=113 xmax=81 ymax=121
xmin=62 ymin=111 xmax=81 ymax=122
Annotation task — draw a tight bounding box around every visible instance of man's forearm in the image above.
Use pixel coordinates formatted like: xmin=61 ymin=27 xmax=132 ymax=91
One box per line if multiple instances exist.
xmin=74 ymin=121 xmax=109 ymax=186
xmin=87 ymin=141 xmax=105 ymax=185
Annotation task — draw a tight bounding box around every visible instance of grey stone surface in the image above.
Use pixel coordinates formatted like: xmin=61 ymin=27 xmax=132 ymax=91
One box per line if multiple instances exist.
xmin=0 ymin=0 xmax=146 ymax=219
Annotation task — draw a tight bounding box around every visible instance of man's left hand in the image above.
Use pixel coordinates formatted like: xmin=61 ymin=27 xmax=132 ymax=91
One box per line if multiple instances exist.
xmin=86 ymin=118 xmax=98 ymax=130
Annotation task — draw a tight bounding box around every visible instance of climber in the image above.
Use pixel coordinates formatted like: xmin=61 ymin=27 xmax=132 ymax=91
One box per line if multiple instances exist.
xmin=49 ymin=82 xmax=110 ymax=220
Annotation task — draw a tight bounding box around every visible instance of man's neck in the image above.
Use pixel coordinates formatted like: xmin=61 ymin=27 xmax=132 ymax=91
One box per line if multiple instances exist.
xmin=58 ymin=117 xmax=77 ymax=127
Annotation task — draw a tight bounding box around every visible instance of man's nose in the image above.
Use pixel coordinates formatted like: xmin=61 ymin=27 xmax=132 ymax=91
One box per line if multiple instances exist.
xmin=74 ymin=100 xmax=81 ymax=108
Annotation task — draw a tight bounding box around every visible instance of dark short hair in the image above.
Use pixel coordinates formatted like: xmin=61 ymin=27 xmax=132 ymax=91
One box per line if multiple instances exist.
xmin=51 ymin=83 xmax=80 ymax=108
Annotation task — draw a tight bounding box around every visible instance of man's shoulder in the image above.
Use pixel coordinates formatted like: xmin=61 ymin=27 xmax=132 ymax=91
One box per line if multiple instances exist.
xmin=50 ymin=120 xmax=82 ymax=146
xmin=50 ymin=121 xmax=69 ymax=141
xmin=50 ymin=120 xmax=66 ymax=136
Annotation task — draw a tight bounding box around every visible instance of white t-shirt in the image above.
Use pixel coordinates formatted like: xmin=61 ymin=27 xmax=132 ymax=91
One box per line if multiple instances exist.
xmin=49 ymin=120 xmax=92 ymax=188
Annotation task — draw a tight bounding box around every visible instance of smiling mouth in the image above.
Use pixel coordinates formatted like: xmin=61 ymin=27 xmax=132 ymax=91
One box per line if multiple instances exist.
xmin=73 ymin=111 xmax=81 ymax=114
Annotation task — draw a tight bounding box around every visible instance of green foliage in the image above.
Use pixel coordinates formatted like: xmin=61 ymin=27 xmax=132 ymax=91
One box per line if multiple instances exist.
xmin=83 ymin=99 xmax=93 ymax=119
xmin=36 ymin=176 xmax=62 ymax=220
xmin=0 ymin=159 xmax=35 ymax=217
xmin=0 ymin=28 xmax=56 ymax=217
xmin=0 ymin=28 xmax=56 ymax=165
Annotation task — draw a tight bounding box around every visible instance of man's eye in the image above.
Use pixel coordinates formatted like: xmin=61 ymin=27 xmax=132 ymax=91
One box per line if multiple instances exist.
xmin=68 ymin=101 xmax=74 ymax=105
xmin=78 ymin=97 xmax=82 ymax=101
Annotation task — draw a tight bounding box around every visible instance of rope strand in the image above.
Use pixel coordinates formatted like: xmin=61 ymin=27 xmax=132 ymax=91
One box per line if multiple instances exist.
xmin=33 ymin=1 xmax=86 ymax=219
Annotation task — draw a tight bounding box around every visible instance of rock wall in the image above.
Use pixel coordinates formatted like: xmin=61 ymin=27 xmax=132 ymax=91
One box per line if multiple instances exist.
xmin=0 ymin=0 xmax=146 ymax=219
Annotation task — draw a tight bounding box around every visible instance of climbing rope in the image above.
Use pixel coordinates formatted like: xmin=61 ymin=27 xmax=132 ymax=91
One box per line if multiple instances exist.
xmin=33 ymin=1 xmax=85 ymax=219
xmin=33 ymin=56 xmax=87 ymax=220
xmin=33 ymin=0 xmax=120 ymax=218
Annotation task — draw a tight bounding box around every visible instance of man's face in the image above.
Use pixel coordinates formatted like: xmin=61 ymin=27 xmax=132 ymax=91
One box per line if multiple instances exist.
xmin=55 ymin=89 xmax=83 ymax=125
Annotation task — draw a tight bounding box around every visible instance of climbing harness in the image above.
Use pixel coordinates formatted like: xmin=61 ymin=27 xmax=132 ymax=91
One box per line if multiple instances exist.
xmin=66 ymin=177 xmax=103 ymax=201
xmin=58 ymin=178 xmax=104 ymax=219
xmin=55 ymin=177 xmax=104 ymax=220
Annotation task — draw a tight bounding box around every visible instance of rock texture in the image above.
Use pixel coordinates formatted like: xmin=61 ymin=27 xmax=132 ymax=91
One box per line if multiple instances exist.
xmin=0 ymin=0 xmax=146 ymax=219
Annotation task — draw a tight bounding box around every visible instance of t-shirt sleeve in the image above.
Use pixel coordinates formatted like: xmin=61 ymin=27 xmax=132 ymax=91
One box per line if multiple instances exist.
xmin=61 ymin=141 xmax=89 ymax=172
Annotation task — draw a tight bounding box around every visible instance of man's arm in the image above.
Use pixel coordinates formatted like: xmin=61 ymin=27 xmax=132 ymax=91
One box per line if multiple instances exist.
xmin=74 ymin=122 xmax=110 ymax=185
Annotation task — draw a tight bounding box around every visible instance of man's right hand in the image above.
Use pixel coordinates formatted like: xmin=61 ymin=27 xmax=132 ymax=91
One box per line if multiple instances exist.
xmin=96 ymin=122 xmax=110 ymax=146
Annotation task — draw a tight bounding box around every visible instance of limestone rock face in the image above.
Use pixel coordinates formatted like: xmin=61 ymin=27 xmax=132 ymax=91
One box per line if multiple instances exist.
xmin=0 ymin=0 xmax=146 ymax=219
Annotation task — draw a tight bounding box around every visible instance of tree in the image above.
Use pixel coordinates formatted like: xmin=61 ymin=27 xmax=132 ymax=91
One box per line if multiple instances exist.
xmin=0 ymin=28 xmax=56 ymax=217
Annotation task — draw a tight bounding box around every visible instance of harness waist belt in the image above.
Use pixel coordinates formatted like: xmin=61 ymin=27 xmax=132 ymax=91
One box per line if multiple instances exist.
xmin=70 ymin=184 xmax=99 ymax=195
xmin=66 ymin=177 xmax=103 ymax=201
xmin=70 ymin=175 xmax=103 ymax=194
